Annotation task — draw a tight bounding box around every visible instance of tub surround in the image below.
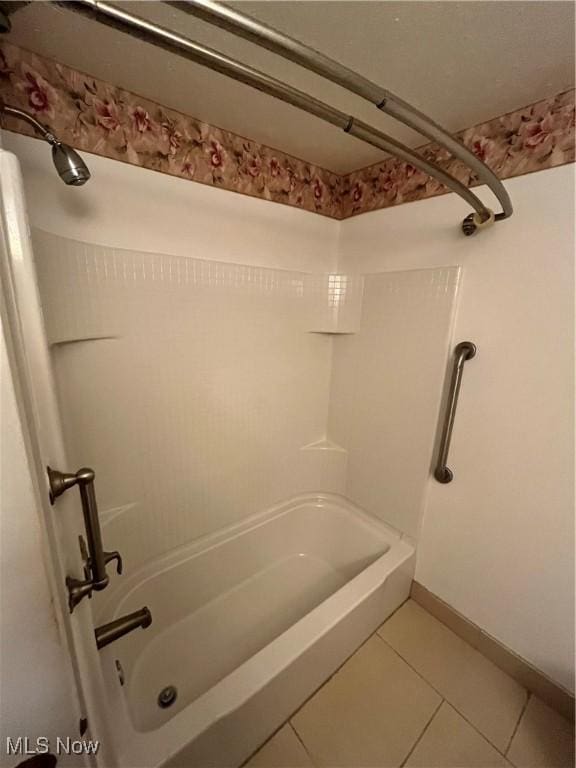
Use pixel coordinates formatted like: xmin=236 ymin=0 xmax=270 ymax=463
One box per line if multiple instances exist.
xmin=328 ymin=267 xmax=460 ymax=539
xmin=33 ymin=227 xmax=456 ymax=575
xmin=0 ymin=41 xmax=573 ymax=221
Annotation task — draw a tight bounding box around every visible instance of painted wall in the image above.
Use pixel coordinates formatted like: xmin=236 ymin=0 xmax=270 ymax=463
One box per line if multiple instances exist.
xmin=338 ymin=165 xmax=575 ymax=692
xmin=0 ymin=318 xmax=80 ymax=768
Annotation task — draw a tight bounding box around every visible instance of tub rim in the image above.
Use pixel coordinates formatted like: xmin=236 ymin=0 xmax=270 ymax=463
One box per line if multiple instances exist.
xmin=97 ymin=492 xmax=404 ymax=623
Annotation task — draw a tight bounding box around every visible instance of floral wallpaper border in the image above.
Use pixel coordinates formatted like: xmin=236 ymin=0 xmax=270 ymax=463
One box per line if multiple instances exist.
xmin=341 ymin=89 xmax=575 ymax=218
xmin=0 ymin=41 xmax=574 ymax=220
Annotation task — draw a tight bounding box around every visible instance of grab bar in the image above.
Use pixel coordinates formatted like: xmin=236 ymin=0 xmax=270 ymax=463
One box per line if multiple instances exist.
xmin=47 ymin=466 xmax=123 ymax=611
xmin=434 ymin=341 xmax=476 ymax=483
xmin=168 ymin=0 xmax=512 ymax=233
xmin=53 ymin=0 xmax=505 ymax=233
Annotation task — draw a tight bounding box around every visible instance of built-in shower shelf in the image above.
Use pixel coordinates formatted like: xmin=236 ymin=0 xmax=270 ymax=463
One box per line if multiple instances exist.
xmin=306 ymin=274 xmax=364 ymax=334
xmin=301 ymin=438 xmax=347 ymax=453
xmin=50 ymin=335 xmax=119 ymax=347
xmin=300 ymin=438 xmax=348 ymax=500
xmin=308 ymin=330 xmax=357 ymax=335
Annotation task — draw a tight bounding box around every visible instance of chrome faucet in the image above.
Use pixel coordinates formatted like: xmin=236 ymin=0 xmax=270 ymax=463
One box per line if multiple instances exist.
xmin=95 ymin=607 xmax=152 ymax=650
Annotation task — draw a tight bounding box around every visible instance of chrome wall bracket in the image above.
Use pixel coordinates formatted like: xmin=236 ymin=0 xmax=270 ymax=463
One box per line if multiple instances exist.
xmin=47 ymin=466 xmax=123 ymax=612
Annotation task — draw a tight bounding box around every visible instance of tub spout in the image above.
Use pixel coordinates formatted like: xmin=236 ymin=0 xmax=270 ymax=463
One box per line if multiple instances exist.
xmin=95 ymin=607 xmax=152 ymax=650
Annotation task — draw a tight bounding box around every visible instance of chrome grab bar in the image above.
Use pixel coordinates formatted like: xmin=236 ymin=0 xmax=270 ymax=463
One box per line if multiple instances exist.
xmin=95 ymin=607 xmax=152 ymax=650
xmin=47 ymin=466 xmax=123 ymax=611
xmin=168 ymin=0 xmax=513 ymax=233
xmin=52 ymin=0 xmax=509 ymax=234
xmin=434 ymin=342 xmax=476 ymax=484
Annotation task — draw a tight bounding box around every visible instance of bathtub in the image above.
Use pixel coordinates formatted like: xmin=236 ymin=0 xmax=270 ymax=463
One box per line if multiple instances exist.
xmin=97 ymin=494 xmax=415 ymax=767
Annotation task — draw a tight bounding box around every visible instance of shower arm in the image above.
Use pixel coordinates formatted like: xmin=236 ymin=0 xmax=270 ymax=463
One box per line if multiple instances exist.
xmin=168 ymin=0 xmax=513 ymax=229
xmin=1 ymin=102 xmax=60 ymax=146
xmin=52 ymin=0 xmax=501 ymax=234
xmin=1 ymin=101 xmax=91 ymax=185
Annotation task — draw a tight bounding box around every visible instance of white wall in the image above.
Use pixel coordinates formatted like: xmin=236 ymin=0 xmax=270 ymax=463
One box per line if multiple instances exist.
xmin=0 ymin=317 xmax=80 ymax=767
xmin=2 ymin=134 xmax=339 ymax=274
xmin=338 ymin=165 xmax=575 ymax=692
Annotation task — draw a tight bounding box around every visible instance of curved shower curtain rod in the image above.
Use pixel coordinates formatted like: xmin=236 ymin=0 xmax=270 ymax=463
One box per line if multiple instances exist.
xmin=169 ymin=0 xmax=513 ymax=226
xmin=49 ymin=0 xmax=512 ymax=234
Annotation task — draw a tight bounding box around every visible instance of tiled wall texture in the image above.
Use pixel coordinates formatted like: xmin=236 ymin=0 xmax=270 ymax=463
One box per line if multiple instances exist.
xmin=35 ymin=230 xmax=333 ymax=574
xmin=307 ymin=273 xmax=365 ymax=333
xmin=328 ymin=268 xmax=460 ymax=538
xmin=33 ymin=230 xmax=457 ymax=575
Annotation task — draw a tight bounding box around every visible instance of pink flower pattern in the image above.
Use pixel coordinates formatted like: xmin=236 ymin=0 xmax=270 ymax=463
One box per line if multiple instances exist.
xmin=132 ymin=105 xmax=153 ymax=134
xmin=0 ymin=42 xmax=572 ymax=220
xmin=209 ymin=140 xmax=224 ymax=168
xmin=94 ymin=98 xmax=120 ymax=132
xmin=341 ymin=92 xmax=575 ymax=218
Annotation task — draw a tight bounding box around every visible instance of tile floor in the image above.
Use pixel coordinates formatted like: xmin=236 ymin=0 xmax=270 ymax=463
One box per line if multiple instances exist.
xmin=245 ymin=600 xmax=575 ymax=768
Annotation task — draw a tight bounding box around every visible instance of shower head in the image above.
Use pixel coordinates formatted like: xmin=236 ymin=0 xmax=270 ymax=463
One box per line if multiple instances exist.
xmin=1 ymin=103 xmax=90 ymax=185
xmin=51 ymin=143 xmax=91 ymax=186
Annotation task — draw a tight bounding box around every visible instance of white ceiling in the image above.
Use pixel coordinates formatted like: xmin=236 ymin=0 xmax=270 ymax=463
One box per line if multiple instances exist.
xmin=5 ymin=1 xmax=575 ymax=174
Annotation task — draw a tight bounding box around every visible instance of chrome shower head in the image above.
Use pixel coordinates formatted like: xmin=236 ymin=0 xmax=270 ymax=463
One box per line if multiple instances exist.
xmin=1 ymin=103 xmax=91 ymax=186
xmin=51 ymin=143 xmax=91 ymax=186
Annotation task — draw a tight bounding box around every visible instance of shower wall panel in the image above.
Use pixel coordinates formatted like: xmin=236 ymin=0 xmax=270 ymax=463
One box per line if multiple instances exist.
xmin=34 ymin=230 xmax=334 ymax=573
xmin=328 ymin=267 xmax=460 ymax=539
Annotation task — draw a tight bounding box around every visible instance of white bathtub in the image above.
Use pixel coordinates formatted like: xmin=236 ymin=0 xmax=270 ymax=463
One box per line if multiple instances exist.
xmin=97 ymin=494 xmax=415 ymax=767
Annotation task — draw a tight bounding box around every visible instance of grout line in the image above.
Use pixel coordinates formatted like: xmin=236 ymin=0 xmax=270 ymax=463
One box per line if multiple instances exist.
xmin=505 ymin=691 xmax=531 ymax=756
xmin=288 ymin=601 xmax=412 ymax=723
xmin=238 ymin=721 xmax=289 ymax=768
xmin=400 ymin=698 xmax=444 ymax=767
xmin=289 ymin=721 xmax=318 ymax=767
xmin=384 ymin=594 xmax=412 ymax=624
xmin=374 ymin=632 xmax=516 ymax=758
xmin=242 ymin=623 xmax=399 ymax=766
xmin=242 ymin=598 xmax=412 ymax=768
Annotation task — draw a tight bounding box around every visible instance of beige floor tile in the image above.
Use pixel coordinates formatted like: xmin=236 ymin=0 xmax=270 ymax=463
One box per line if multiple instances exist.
xmin=244 ymin=724 xmax=314 ymax=768
xmin=292 ymin=635 xmax=441 ymax=767
xmin=507 ymin=696 xmax=575 ymax=768
xmin=405 ymin=701 xmax=510 ymax=767
xmin=378 ymin=600 xmax=527 ymax=752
